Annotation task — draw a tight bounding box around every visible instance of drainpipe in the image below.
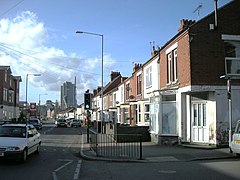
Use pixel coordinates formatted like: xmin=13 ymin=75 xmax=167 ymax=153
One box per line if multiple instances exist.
xmin=214 ymin=0 xmax=218 ymax=28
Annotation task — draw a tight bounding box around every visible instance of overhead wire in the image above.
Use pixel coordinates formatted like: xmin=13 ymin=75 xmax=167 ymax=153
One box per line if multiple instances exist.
xmin=0 ymin=0 xmax=26 ymax=17
xmin=0 ymin=42 xmax=114 ymax=86
xmin=0 ymin=42 xmax=102 ymax=76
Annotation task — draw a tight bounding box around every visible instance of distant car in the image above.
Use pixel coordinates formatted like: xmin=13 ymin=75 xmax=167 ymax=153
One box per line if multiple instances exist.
xmin=28 ymin=118 xmax=42 ymax=130
xmin=230 ymin=120 xmax=240 ymax=156
xmin=70 ymin=119 xmax=81 ymax=128
xmin=56 ymin=119 xmax=68 ymax=127
xmin=0 ymin=123 xmax=41 ymax=162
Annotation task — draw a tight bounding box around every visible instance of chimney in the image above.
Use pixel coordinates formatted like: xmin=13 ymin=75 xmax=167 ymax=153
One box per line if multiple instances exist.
xmin=110 ymin=71 xmax=120 ymax=81
xmin=133 ymin=63 xmax=142 ymax=73
xmin=97 ymin=86 xmax=101 ymax=93
xmin=150 ymin=41 xmax=159 ymax=56
xmin=93 ymin=89 xmax=97 ymax=96
xmin=178 ymin=19 xmax=196 ymax=32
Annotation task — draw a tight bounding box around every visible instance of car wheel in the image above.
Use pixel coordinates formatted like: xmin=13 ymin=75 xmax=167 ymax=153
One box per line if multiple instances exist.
xmin=21 ymin=148 xmax=28 ymax=162
xmin=35 ymin=143 xmax=40 ymax=154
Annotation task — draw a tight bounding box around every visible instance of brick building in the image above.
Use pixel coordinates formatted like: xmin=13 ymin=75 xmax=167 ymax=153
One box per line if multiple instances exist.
xmin=148 ymin=0 xmax=240 ymax=146
xmin=0 ymin=66 xmax=22 ymax=120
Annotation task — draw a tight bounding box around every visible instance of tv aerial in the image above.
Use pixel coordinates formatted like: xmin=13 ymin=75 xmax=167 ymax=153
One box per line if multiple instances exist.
xmin=193 ymin=3 xmax=203 ymax=20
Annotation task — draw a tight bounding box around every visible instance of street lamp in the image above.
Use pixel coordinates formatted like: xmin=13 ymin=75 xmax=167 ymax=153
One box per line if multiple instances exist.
xmin=220 ymin=75 xmax=232 ymax=147
xmin=26 ymin=73 xmax=41 ymax=109
xmin=76 ymin=30 xmax=104 ymax=134
xmin=39 ymin=93 xmax=48 ymax=120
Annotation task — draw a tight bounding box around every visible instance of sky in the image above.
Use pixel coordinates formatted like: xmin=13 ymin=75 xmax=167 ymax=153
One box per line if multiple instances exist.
xmin=0 ymin=0 xmax=232 ymax=105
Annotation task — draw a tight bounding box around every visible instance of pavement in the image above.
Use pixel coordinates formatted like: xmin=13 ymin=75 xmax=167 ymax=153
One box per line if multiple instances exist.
xmin=79 ymin=133 xmax=239 ymax=163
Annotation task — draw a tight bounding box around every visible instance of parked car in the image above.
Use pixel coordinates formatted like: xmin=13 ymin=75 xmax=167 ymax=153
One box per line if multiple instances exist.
xmin=0 ymin=123 xmax=41 ymax=162
xmin=70 ymin=119 xmax=81 ymax=128
xmin=28 ymin=118 xmax=42 ymax=130
xmin=230 ymin=120 xmax=240 ymax=156
xmin=55 ymin=119 xmax=69 ymax=127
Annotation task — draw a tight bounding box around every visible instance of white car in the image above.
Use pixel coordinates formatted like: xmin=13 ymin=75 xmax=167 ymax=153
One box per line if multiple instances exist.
xmin=0 ymin=123 xmax=41 ymax=162
xmin=230 ymin=120 xmax=240 ymax=156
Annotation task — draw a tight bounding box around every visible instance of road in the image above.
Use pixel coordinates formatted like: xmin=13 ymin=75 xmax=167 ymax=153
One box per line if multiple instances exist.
xmin=0 ymin=122 xmax=240 ymax=180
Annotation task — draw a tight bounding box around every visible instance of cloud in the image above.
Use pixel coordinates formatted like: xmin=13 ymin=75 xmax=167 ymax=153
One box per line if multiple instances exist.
xmin=0 ymin=11 xmax=117 ymax=104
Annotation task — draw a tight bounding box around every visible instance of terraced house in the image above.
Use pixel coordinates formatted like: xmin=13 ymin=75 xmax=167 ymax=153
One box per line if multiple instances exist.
xmin=147 ymin=0 xmax=240 ymax=146
xmin=89 ymin=0 xmax=240 ymax=147
xmin=0 ymin=66 xmax=22 ymax=120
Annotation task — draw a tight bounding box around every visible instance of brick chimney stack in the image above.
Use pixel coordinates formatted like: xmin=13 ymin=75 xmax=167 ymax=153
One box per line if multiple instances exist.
xmin=178 ymin=19 xmax=196 ymax=32
xmin=133 ymin=63 xmax=142 ymax=73
xmin=110 ymin=71 xmax=121 ymax=81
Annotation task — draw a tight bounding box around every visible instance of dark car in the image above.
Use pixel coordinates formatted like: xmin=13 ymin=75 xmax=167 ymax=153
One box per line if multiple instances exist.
xmin=28 ymin=119 xmax=42 ymax=130
xmin=55 ymin=119 xmax=68 ymax=127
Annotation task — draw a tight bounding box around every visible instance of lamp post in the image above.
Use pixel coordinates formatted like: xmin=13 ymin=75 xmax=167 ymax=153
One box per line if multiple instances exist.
xmin=39 ymin=93 xmax=47 ymax=120
xmin=76 ymin=30 xmax=103 ymax=134
xmin=220 ymin=75 xmax=232 ymax=147
xmin=26 ymin=73 xmax=41 ymax=109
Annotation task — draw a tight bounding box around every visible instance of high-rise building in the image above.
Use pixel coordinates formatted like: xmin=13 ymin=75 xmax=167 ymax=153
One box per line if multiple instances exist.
xmin=60 ymin=80 xmax=77 ymax=110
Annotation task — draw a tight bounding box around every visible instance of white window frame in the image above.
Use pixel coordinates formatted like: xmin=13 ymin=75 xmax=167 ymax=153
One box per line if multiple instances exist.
xmin=138 ymin=104 xmax=141 ymax=124
xmin=9 ymin=90 xmax=14 ymax=103
xmin=137 ymin=74 xmax=142 ymax=95
xmin=120 ymin=86 xmax=124 ymax=102
xmin=3 ymin=88 xmax=8 ymax=101
xmin=146 ymin=66 xmax=152 ymax=88
xmin=167 ymin=53 xmax=172 ymax=84
xmin=144 ymin=104 xmax=150 ymax=125
xmin=5 ymin=71 xmax=7 ymax=82
xmin=222 ymin=34 xmax=240 ymax=76
xmin=173 ymin=49 xmax=178 ymax=82
xmin=110 ymin=94 xmax=113 ymax=107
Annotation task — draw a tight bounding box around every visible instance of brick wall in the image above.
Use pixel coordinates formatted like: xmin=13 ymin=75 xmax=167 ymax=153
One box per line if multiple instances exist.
xmin=159 ymin=1 xmax=240 ymax=89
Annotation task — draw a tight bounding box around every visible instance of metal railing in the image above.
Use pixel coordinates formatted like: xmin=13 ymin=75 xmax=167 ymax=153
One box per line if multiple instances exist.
xmin=89 ymin=129 xmax=142 ymax=160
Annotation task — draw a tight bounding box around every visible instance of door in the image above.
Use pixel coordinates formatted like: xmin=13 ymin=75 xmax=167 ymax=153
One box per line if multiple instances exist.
xmin=231 ymin=120 xmax=240 ymax=154
xmin=192 ymin=103 xmax=208 ymax=142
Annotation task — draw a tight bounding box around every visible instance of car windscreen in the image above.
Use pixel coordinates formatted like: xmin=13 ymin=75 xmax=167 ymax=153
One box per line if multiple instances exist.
xmin=0 ymin=126 xmax=26 ymax=138
xmin=235 ymin=122 xmax=240 ymax=133
xmin=29 ymin=120 xmax=39 ymax=125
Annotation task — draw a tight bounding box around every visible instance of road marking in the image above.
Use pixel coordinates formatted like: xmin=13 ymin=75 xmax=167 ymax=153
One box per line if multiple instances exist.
xmin=52 ymin=159 xmax=73 ymax=180
xmin=158 ymin=170 xmax=176 ymax=174
xmin=73 ymin=160 xmax=82 ymax=180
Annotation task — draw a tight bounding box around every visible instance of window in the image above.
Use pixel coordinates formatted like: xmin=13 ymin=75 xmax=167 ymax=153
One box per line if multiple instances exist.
xmin=146 ymin=66 xmax=152 ymax=88
xmin=126 ymin=83 xmax=130 ymax=100
xmin=137 ymin=74 xmax=142 ymax=95
xmin=138 ymin=104 xmax=141 ymax=124
xmin=167 ymin=53 xmax=172 ymax=84
xmin=5 ymin=70 xmax=7 ymax=82
xmin=9 ymin=90 xmax=14 ymax=103
xmin=110 ymin=94 xmax=113 ymax=107
xmin=120 ymin=86 xmax=124 ymax=102
xmin=123 ymin=108 xmax=129 ymax=124
xmin=113 ymin=93 xmax=116 ymax=107
xmin=144 ymin=104 xmax=150 ymax=124
xmin=173 ymin=49 xmax=178 ymax=81
xmin=167 ymin=48 xmax=178 ymax=84
xmin=3 ymin=88 xmax=8 ymax=101
xmin=224 ymin=41 xmax=240 ymax=75
xmin=103 ymin=97 xmax=106 ymax=109
xmin=193 ymin=103 xmax=206 ymax=127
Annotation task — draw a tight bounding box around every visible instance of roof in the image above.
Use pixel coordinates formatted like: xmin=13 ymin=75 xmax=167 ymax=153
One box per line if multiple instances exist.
xmin=0 ymin=66 xmax=11 ymax=73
